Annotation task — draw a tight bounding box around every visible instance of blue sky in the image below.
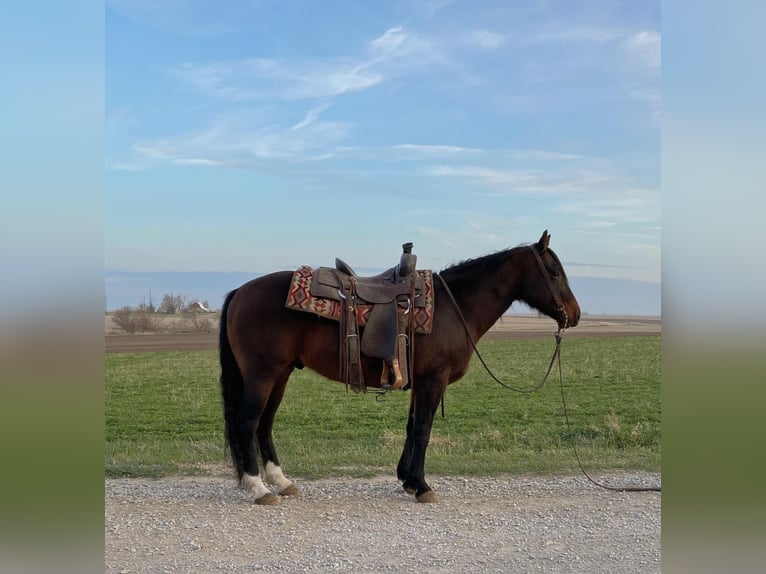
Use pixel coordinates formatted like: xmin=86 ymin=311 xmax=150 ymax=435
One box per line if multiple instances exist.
xmin=106 ymin=0 xmax=660 ymax=283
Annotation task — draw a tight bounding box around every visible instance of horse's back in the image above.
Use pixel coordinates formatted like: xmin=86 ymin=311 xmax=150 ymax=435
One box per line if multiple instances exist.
xmin=229 ymin=270 xmax=292 ymax=308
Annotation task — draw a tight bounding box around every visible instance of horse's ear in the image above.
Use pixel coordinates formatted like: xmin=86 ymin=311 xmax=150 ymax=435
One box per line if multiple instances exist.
xmin=536 ymin=230 xmax=550 ymax=253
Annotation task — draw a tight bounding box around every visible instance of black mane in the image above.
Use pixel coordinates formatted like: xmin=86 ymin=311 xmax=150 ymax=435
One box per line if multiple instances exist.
xmin=439 ymin=244 xmax=528 ymax=283
xmin=439 ymin=243 xmax=569 ymax=285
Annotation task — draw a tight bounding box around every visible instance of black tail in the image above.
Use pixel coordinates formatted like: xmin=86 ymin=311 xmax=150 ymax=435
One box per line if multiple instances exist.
xmin=219 ymin=289 xmax=245 ymax=479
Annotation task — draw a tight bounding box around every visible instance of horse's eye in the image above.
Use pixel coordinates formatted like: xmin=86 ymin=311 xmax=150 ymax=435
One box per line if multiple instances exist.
xmin=549 ymin=268 xmax=560 ymax=278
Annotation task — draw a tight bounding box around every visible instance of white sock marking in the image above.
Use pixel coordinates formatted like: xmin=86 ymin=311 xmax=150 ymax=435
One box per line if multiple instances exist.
xmin=240 ymin=473 xmax=272 ymax=500
xmin=265 ymin=461 xmax=293 ymax=492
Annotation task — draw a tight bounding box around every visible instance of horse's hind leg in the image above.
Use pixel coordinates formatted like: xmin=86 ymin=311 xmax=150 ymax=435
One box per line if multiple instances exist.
xmin=238 ymin=373 xmax=281 ymax=505
xmin=257 ymin=365 xmax=299 ymax=497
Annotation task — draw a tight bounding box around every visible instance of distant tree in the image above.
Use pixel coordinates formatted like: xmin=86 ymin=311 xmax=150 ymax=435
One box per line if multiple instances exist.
xmin=183 ymin=307 xmax=214 ymax=333
xmin=158 ymin=293 xmax=186 ymax=314
xmin=113 ymin=305 xmax=163 ymax=334
xmin=113 ymin=306 xmax=138 ymax=334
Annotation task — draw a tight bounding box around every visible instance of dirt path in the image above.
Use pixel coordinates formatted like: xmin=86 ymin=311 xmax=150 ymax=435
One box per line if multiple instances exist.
xmin=105 ymin=315 xmax=660 ymax=353
xmin=105 ymin=472 xmax=660 ymax=573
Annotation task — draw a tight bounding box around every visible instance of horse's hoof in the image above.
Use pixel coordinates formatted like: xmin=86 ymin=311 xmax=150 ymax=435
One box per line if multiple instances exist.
xmin=403 ymin=485 xmax=416 ymax=495
xmin=416 ymin=490 xmax=440 ymax=503
xmin=254 ymin=492 xmax=280 ymax=506
xmin=279 ymin=484 xmax=300 ymax=497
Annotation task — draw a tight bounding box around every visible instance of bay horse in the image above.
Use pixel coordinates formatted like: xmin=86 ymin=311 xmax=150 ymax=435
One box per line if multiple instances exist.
xmin=219 ymin=230 xmax=580 ymax=504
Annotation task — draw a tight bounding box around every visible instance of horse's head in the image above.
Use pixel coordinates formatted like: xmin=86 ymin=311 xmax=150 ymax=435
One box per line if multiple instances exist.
xmin=525 ymin=230 xmax=581 ymax=329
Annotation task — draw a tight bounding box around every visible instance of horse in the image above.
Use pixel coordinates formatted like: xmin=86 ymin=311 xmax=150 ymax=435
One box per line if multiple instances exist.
xmin=219 ymin=230 xmax=581 ymax=504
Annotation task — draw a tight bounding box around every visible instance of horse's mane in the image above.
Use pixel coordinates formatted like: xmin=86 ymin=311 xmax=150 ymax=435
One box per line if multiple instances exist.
xmin=439 ymin=244 xmax=529 ymax=283
xmin=439 ymin=243 xmax=567 ymax=284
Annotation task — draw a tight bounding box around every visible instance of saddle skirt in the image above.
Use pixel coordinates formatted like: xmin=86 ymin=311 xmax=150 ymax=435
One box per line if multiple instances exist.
xmin=285 ymin=265 xmax=435 ymax=334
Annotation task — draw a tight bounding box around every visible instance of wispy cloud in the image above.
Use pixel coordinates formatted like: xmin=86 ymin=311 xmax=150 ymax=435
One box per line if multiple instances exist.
xmin=416 ymin=225 xmax=440 ymax=236
xmin=172 ymin=158 xmax=224 ymax=166
xmin=111 ymin=121 xmax=595 ymax=172
xmin=624 ymin=31 xmax=661 ymax=71
xmin=411 ymin=0 xmax=454 ymax=19
xmin=505 ymin=150 xmax=585 ymax=162
xmin=119 ymin=110 xmax=350 ymax=168
xmin=173 ymin=58 xmax=382 ymax=101
xmin=389 ymin=143 xmax=477 ymax=158
xmin=428 ymin=160 xmax=659 ymax=234
xmin=558 ymin=188 xmax=660 ymax=225
xmin=580 ymin=221 xmax=618 ymax=229
xmin=170 ymin=26 xmax=448 ymax=104
xmin=467 ymin=219 xmax=499 ymax=242
xmin=565 ymin=260 xmax=633 ymax=268
xmin=462 ymin=29 xmax=506 ymax=50
xmin=623 ymin=31 xmax=661 ymax=124
xmin=366 ymin=26 xmax=455 ymax=78
xmin=107 ymin=0 xmax=254 ymax=38
xmin=512 ymin=25 xmax=661 ymax=82
xmin=429 ymin=165 xmax=615 ymax=194
xmin=291 ymin=102 xmax=332 ymax=130
xmin=430 ymin=165 xmax=539 ymax=187
xmin=369 ymin=26 xmax=408 ymax=57
xmin=515 ymin=26 xmax=621 ymax=46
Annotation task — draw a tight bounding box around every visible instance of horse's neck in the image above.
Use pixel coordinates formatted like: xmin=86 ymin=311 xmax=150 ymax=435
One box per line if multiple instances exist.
xmin=443 ymin=250 xmax=528 ymax=339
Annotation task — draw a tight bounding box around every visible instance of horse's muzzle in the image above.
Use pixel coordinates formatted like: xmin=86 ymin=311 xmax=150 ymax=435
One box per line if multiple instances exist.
xmin=565 ymin=307 xmax=580 ymax=328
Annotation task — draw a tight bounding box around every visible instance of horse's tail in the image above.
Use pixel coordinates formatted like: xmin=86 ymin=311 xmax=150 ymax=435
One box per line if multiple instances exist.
xmin=219 ymin=289 xmax=245 ymax=480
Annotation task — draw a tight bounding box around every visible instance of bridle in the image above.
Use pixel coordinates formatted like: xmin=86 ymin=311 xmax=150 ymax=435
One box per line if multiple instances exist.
xmin=433 ymin=246 xmax=569 ymax=394
xmin=528 ymin=246 xmax=568 ymax=330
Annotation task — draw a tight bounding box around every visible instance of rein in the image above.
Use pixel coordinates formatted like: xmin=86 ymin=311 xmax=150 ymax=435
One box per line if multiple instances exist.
xmin=435 ymin=249 xmax=661 ymax=493
xmin=435 ymin=271 xmax=562 ymax=394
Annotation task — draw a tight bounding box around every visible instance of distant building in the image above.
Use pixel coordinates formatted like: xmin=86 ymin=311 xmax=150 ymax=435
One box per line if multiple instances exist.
xmin=188 ymin=301 xmax=211 ymax=312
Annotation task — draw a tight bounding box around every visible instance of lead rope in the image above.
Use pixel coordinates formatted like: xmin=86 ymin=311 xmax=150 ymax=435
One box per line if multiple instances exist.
xmin=436 ymin=271 xmax=660 ymax=493
xmin=556 ymin=340 xmax=661 ymax=493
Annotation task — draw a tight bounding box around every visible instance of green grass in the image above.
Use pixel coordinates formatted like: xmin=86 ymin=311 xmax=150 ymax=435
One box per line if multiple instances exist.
xmin=105 ymin=336 xmax=660 ymax=478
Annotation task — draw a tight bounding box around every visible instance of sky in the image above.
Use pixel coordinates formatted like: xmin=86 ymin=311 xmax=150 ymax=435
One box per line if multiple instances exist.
xmin=106 ymin=0 xmax=660 ymax=284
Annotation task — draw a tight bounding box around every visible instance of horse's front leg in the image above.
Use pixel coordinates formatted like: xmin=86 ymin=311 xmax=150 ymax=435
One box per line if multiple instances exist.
xmin=400 ymin=377 xmax=446 ymax=503
xmin=397 ymin=399 xmax=415 ymax=487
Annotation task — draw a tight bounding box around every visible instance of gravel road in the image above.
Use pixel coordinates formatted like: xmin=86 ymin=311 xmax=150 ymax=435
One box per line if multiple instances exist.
xmin=105 ymin=471 xmax=660 ymax=573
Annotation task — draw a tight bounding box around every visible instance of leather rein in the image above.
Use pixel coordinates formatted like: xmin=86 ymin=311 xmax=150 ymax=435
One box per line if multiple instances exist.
xmin=435 ymin=247 xmax=564 ymax=394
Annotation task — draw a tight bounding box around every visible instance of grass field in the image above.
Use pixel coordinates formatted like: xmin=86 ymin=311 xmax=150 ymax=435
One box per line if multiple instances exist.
xmin=105 ymin=336 xmax=660 ymax=478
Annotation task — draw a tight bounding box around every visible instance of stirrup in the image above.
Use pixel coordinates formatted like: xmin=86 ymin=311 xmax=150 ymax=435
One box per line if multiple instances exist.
xmin=381 ymin=358 xmax=404 ymax=390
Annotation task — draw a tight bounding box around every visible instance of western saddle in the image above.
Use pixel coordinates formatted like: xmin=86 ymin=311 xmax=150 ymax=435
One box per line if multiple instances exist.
xmin=309 ymin=243 xmax=422 ymax=392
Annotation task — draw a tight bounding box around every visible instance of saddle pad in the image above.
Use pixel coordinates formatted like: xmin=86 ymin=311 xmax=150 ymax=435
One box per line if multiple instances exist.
xmin=285 ymin=266 xmax=434 ymax=334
